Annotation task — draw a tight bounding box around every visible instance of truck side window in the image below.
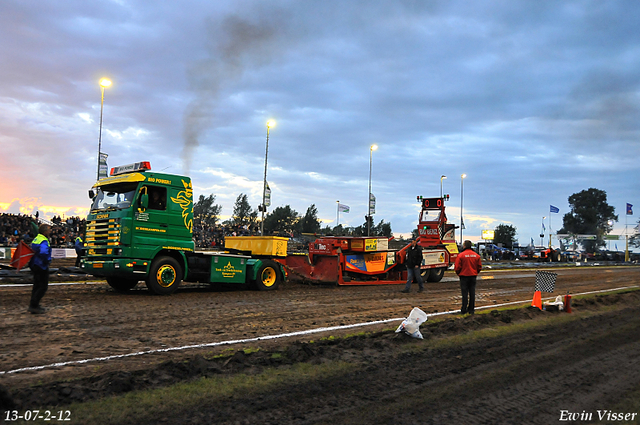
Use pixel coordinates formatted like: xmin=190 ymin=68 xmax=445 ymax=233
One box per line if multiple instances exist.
xmin=146 ymin=186 xmax=167 ymax=211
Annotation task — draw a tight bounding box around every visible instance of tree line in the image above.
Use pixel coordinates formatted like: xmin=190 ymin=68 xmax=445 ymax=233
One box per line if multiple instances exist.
xmin=488 ymin=188 xmax=633 ymax=253
xmin=193 ymin=193 xmax=392 ymax=237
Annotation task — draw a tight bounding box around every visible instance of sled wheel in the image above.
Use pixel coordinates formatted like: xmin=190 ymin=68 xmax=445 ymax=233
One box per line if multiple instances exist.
xmin=254 ymin=260 xmax=282 ymax=291
xmin=146 ymin=256 xmax=182 ymax=295
xmin=107 ymin=277 xmax=139 ymax=293
xmin=427 ymin=267 xmax=445 ymax=282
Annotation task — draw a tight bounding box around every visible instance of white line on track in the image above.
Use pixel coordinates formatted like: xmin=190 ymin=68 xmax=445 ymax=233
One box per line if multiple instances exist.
xmin=0 ymin=281 xmax=103 ymax=288
xmin=1 ymin=285 xmax=637 ymax=376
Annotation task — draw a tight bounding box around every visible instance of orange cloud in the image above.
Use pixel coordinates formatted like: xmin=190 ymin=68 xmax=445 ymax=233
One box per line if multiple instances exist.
xmin=0 ymin=198 xmax=89 ymax=219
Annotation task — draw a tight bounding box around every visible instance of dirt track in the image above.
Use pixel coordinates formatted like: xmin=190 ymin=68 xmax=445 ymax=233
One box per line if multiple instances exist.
xmin=1 ymin=266 xmax=639 ymax=424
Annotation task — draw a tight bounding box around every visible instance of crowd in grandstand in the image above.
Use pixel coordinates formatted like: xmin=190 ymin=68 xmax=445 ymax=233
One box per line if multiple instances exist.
xmin=0 ymin=213 xmax=256 ymax=249
xmin=0 ymin=213 xmax=86 ymax=248
xmin=192 ymin=223 xmax=259 ymax=248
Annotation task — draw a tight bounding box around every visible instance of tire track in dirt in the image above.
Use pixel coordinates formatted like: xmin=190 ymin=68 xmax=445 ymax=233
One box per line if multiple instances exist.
xmin=0 ymin=267 xmax=638 ymax=389
xmin=4 ymin=290 xmax=640 ymax=425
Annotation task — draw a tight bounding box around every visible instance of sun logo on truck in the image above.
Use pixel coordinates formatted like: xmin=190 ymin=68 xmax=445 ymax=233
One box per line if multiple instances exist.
xmin=171 ymin=179 xmax=193 ymax=232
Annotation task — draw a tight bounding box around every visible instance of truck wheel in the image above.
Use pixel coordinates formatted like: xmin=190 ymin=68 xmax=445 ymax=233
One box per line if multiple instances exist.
xmin=254 ymin=260 xmax=282 ymax=291
xmin=107 ymin=277 xmax=139 ymax=293
xmin=146 ymin=256 xmax=182 ymax=295
xmin=427 ymin=268 xmax=445 ymax=282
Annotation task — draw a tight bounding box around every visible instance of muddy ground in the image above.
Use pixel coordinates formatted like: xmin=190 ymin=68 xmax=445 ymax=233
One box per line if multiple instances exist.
xmin=1 ymin=266 xmax=639 ymax=424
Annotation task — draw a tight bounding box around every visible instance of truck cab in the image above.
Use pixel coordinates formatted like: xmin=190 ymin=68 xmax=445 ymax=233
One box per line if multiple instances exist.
xmin=414 ymin=196 xmax=459 ymax=281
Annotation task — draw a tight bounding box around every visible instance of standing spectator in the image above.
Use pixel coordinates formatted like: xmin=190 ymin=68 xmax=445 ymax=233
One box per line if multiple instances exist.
xmin=401 ymin=239 xmax=424 ymax=293
xmin=29 ymin=224 xmax=52 ymax=314
xmin=454 ymin=240 xmax=483 ymax=315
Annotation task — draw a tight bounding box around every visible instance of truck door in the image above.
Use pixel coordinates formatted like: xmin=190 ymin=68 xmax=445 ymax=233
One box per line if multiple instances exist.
xmin=134 ymin=185 xmax=170 ymax=254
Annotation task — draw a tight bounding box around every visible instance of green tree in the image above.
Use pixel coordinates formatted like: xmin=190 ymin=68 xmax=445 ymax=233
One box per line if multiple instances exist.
xmin=559 ymin=188 xmax=618 ymax=253
xmin=493 ymin=224 xmax=517 ymax=249
xmin=360 ymin=216 xmax=374 ymax=236
xmin=373 ymin=220 xmax=392 ymax=237
xmin=263 ymin=205 xmax=299 ymax=235
xmin=358 ymin=217 xmax=392 ymax=237
xmin=631 ymin=219 xmax=640 ymax=248
xmin=298 ymin=204 xmax=321 ymax=234
xmin=231 ymin=193 xmax=254 ymax=227
xmin=321 ymin=224 xmax=357 ymax=236
xmin=193 ymin=194 xmax=222 ymax=227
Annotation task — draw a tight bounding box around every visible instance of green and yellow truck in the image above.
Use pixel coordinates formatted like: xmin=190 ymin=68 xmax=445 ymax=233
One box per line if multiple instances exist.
xmin=81 ymin=162 xmax=285 ymax=295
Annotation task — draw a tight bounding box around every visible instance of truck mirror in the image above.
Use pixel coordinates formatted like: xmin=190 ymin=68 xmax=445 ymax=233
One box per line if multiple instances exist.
xmin=140 ymin=193 xmax=149 ymax=209
xmin=89 ymin=189 xmax=95 ymax=199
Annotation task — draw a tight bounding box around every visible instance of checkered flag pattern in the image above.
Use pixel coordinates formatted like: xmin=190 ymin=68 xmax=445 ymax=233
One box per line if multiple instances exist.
xmin=535 ymin=270 xmax=557 ymax=293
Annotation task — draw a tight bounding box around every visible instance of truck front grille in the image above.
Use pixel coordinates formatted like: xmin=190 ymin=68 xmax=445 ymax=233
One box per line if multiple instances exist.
xmin=86 ymin=218 xmax=120 ymax=255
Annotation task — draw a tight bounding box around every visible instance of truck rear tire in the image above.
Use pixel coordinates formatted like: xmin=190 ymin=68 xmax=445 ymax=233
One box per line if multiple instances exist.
xmin=427 ymin=268 xmax=445 ymax=282
xmin=253 ymin=260 xmax=282 ymax=291
xmin=146 ymin=256 xmax=182 ymax=295
xmin=107 ymin=277 xmax=139 ymax=293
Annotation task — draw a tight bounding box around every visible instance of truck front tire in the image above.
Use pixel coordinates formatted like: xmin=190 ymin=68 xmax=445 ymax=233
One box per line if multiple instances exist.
xmin=253 ymin=260 xmax=282 ymax=291
xmin=146 ymin=256 xmax=182 ymax=295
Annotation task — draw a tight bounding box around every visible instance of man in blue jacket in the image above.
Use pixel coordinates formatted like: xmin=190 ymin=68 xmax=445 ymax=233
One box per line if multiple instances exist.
xmin=29 ymin=224 xmax=52 ymax=314
xmin=74 ymin=234 xmax=84 ymax=267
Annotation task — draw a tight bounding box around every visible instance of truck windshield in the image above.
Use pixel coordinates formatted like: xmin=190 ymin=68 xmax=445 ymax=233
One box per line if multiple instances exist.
xmin=420 ymin=210 xmax=442 ymax=222
xmin=91 ymin=183 xmax=138 ymax=211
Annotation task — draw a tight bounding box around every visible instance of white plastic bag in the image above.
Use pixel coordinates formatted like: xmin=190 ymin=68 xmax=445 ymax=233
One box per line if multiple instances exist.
xmin=543 ymin=295 xmax=564 ymax=311
xmin=395 ymin=307 xmax=428 ymax=339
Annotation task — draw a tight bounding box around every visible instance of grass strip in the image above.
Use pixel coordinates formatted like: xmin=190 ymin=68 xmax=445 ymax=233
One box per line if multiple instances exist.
xmin=62 ymin=361 xmax=354 ymax=424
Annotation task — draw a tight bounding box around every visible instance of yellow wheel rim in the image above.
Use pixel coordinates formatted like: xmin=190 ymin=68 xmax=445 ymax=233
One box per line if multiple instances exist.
xmin=261 ymin=267 xmax=277 ymax=287
xmin=157 ymin=264 xmax=177 ymax=287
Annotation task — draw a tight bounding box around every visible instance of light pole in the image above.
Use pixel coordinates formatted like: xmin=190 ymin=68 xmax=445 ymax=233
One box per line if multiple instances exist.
xmin=460 ymin=173 xmax=466 ymax=245
xmin=368 ymin=144 xmax=378 ymax=236
xmin=440 ymin=175 xmax=447 ymax=198
xmin=540 ymin=217 xmax=546 ymax=247
xmin=336 ymin=200 xmax=340 ymax=227
xmin=261 ymin=119 xmax=276 ymax=236
xmin=96 ymin=78 xmax=112 ymax=181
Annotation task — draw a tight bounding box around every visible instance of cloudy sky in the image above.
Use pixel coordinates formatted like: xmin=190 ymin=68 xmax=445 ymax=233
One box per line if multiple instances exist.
xmin=1 ymin=0 xmax=638 ymax=247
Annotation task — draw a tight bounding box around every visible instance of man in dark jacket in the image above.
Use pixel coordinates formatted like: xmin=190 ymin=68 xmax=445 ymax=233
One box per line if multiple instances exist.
xmin=401 ymin=239 xmax=424 ymax=293
xmin=454 ymin=240 xmax=482 ymax=314
xmin=29 ymin=224 xmax=52 ymax=314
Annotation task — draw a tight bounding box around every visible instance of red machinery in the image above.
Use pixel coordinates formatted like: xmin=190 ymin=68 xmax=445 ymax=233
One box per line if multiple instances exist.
xmin=283 ymin=196 xmax=458 ymax=285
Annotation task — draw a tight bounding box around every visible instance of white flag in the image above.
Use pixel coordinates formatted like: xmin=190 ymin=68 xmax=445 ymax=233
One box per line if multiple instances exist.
xmin=98 ymin=153 xmax=109 ymax=179
xmin=338 ymin=203 xmax=350 ymax=213
xmin=265 ymin=184 xmax=271 ymax=207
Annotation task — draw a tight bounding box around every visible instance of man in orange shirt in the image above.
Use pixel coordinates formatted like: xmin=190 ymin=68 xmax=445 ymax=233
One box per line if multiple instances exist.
xmin=454 ymin=240 xmax=482 ymax=315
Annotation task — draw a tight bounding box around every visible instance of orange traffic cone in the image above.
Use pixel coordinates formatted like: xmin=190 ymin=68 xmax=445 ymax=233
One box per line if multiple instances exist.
xmin=531 ymin=290 xmax=542 ymax=310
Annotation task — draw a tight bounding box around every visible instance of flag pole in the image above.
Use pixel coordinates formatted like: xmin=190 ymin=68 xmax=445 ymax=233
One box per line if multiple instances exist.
xmin=625 ymin=207 xmax=629 ymax=262
xmin=548 ymin=214 xmax=551 ymax=249
xmin=336 ymin=200 xmax=340 ymax=227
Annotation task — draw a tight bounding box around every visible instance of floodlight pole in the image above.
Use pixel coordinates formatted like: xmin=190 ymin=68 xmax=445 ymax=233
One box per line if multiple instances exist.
xmin=96 ymin=78 xmax=111 ymax=181
xmin=261 ymin=120 xmax=275 ymax=235
xmin=460 ymin=174 xmax=466 ymax=244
